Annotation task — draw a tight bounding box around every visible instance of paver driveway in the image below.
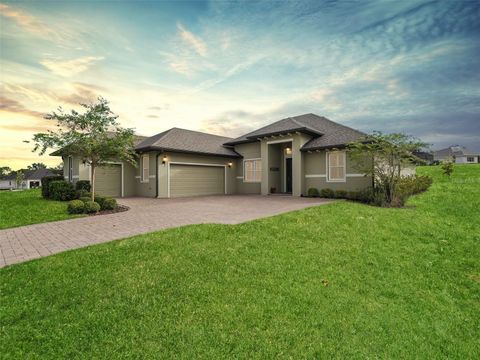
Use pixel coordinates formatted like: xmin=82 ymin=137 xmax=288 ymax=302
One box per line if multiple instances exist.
xmin=0 ymin=195 xmax=331 ymax=267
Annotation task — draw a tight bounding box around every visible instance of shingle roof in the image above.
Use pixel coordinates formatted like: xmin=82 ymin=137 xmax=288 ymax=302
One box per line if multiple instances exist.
xmin=3 ymin=168 xmax=56 ymax=180
xmin=224 ymin=113 xmax=366 ymax=150
xmin=434 ymin=145 xmax=478 ymax=157
xmin=135 ymin=128 xmax=240 ymax=157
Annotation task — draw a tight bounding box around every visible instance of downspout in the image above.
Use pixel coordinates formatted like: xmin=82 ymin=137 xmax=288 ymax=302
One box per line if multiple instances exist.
xmin=155 ymin=151 xmax=163 ymax=198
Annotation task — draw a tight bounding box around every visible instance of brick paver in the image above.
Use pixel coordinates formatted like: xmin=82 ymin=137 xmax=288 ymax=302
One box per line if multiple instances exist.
xmin=0 ymin=195 xmax=331 ymax=267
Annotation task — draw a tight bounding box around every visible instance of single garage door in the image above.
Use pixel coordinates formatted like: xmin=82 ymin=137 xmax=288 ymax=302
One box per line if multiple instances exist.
xmin=170 ymin=164 xmax=225 ymax=197
xmin=94 ymin=164 xmax=121 ymax=197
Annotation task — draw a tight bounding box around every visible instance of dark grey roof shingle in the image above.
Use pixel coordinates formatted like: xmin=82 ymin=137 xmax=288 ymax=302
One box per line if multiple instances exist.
xmin=135 ymin=128 xmax=240 ymax=157
xmin=434 ymin=146 xmax=478 ymax=157
xmin=3 ymin=168 xmax=56 ymax=180
xmin=224 ymin=113 xmax=366 ymax=150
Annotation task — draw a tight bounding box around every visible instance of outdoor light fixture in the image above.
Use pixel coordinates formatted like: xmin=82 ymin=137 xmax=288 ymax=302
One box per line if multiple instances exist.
xmin=285 ymin=147 xmax=292 ymax=155
xmin=162 ymin=155 xmax=167 ymax=165
xmin=228 ymin=162 xmax=233 ymax=168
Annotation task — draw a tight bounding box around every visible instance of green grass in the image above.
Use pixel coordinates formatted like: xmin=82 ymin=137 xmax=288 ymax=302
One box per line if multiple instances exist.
xmin=0 ymin=189 xmax=83 ymax=229
xmin=1 ymin=165 xmax=479 ymax=359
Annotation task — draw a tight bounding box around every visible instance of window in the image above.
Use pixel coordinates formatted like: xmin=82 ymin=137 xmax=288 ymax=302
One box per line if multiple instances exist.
xmin=68 ymin=156 xmax=73 ymax=181
xmin=327 ymin=151 xmax=346 ymax=182
xmin=244 ymin=159 xmax=262 ymax=182
xmin=467 ymin=156 xmax=474 ymax=162
xmin=141 ymin=154 xmax=149 ymax=182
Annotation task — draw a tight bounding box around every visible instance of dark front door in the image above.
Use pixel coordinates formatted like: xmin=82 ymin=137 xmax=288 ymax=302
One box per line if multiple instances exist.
xmin=285 ymin=158 xmax=292 ymax=193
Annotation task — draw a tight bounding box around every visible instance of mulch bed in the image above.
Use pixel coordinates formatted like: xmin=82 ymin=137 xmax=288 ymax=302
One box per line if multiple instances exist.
xmin=88 ymin=204 xmax=130 ymax=216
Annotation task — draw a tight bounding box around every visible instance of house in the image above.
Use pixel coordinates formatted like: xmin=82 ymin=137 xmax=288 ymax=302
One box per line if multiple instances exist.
xmin=433 ymin=145 xmax=479 ymax=164
xmin=0 ymin=168 xmax=57 ymax=190
xmin=52 ymin=113 xmax=373 ymax=198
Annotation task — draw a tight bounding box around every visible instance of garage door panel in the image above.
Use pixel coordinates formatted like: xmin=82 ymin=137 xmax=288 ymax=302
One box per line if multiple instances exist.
xmin=170 ymin=164 xmax=224 ymax=197
xmin=94 ymin=165 xmax=121 ymax=197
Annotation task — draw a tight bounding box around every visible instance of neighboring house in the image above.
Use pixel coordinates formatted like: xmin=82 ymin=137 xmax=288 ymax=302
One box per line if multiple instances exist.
xmin=0 ymin=168 xmax=57 ymax=190
xmin=52 ymin=113 xmax=374 ymax=198
xmin=414 ymin=150 xmax=434 ymax=164
xmin=433 ymin=145 xmax=479 ymax=164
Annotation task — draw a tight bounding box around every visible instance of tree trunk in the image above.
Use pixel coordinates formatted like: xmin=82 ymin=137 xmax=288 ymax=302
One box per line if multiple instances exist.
xmin=91 ymin=165 xmax=95 ymax=202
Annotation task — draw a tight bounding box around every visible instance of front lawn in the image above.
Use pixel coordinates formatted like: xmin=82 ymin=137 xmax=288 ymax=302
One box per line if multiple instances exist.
xmin=1 ymin=165 xmax=479 ymax=358
xmin=0 ymin=189 xmax=83 ymax=229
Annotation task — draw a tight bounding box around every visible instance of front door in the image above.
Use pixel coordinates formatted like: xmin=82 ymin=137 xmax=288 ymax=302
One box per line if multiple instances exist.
xmin=285 ymin=158 xmax=292 ymax=193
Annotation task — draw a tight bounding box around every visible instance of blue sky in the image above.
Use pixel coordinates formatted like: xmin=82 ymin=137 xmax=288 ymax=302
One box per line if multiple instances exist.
xmin=1 ymin=0 xmax=479 ymax=168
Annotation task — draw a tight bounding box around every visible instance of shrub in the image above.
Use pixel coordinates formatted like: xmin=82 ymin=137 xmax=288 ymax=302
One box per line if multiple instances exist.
xmin=67 ymin=200 xmax=85 ymax=214
xmin=75 ymin=180 xmax=91 ymax=192
xmin=94 ymin=195 xmax=107 ymax=208
xmin=102 ymin=198 xmax=117 ymax=210
xmin=307 ymin=188 xmax=319 ymax=197
xmin=84 ymin=201 xmax=100 ymax=213
xmin=41 ymin=175 xmax=63 ymax=199
xmin=347 ymin=191 xmax=359 ymax=201
xmin=49 ymin=180 xmax=76 ymax=201
xmin=320 ymin=188 xmax=335 ymax=198
xmin=79 ymin=196 xmax=91 ymax=203
xmin=335 ymin=189 xmax=348 ymax=199
xmin=441 ymin=160 xmax=454 ymax=177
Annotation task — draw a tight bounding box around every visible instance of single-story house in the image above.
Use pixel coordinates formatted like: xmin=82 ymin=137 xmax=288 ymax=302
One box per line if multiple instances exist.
xmin=433 ymin=145 xmax=479 ymax=164
xmin=0 ymin=168 xmax=57 ymax=190
xmin=52 ymin=113 xmax=374 ymax=198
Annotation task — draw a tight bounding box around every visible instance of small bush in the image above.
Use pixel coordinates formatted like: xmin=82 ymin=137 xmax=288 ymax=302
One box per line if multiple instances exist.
xmin=75 ymin=180 xmax=91 ymax=192
xmin=320 ymin=188 xmax=335 ymax=198
xmin=67 ymin=200 xmax=85 ymax=214
xmin=347 ymin=191 xmax=359 ymax=201
xmin=41 ymin=175 xmax=63 ymax=199
xmin=441 ymin=161 xmax=454 ymax=177
xmin=102 ymin=198 xmax=117 ymax=210
xmin=84 ymin=201 xmax=100 ymax=214
xmin=94 ymin=195 xmax=107 ymax=208
xmin=49 ymin=180 xmax=76 ymax=201
xmin=335 ymin=189 xmax=348 ymax=199
xmin=79 ymin=196 xmax=91 ymax=203
xmin=307 ymin=188 xmax=319 ymax=197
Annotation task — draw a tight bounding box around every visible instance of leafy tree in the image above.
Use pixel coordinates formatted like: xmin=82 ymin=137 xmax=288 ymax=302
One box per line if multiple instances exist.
xmin=29 ymin=97 xmax=137 ymax=201
xmin=16 ymin=170 xmax=25 ymax=189
xmin=27 ymin=162 xmax=47 ymax=170
xmin=441 ymin=159 xmax=454 ymax=177
xmin=347 ymin=132 xmax=428 ymax=206
xmin=0 ymin=166 xmax=12 ymax=179
xmin=48 ymin=162 xmax=64 ymax=176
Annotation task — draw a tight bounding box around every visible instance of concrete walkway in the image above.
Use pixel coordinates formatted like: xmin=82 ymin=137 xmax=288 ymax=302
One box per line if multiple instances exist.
xmin=0 ymin=195 xmax=331 ymax=267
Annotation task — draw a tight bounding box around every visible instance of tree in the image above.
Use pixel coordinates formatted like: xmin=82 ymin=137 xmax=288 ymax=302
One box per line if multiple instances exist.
xmin=27 ymin=162 xmax=47 ymax=170
xmin=0 ymin=166 xmax=12 ymax=179
xmin=16 ymin=170 xmax=25 ymax=189
xmin=29 ymin=97 xmax=137 ymax=201
xmin=48 ymin=162 xmax=64 ymax=176
xmin=441 ymin=158 xmax=454 ymax=177
xmin=347 ymin=132 xmax=428 ymax=206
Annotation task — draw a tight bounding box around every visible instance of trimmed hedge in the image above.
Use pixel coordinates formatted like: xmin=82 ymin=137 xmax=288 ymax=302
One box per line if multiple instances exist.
xmin=84 ymin=201 xmax=100 ymax=214
xmin=67 ymin=200 xmax=85 ymax=214
xmin=75 ymin=180 xmax=91 ymax=192
xmin=79 ymin=197 xmax=91 ymax=203
xmin=320 ymin=188 xmax=335 ymax=198
xmin=307 ymin=188 xmax=320 ymax=197
xmin=94 ymin=195 xmax=107 ymax=209
xmin=49 ymin=180 xmax=76 ymax=201
xmin=335 ymin=189 xmax=348 ymax=199
xmin=102 ymin=198 xmax=117 ymax=210
xmin=41 ymin=175 xmax=63 ymax=199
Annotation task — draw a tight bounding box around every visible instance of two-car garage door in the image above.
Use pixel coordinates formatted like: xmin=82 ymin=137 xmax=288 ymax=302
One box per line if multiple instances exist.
xmin=170 ymin=164 xmax=225 ymax=197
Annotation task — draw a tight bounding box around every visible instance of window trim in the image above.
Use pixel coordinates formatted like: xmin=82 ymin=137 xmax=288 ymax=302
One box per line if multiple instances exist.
xmin=141 ymin=154 xmax=149 ymax=183
xmin=68 ymin=156 xmax=73 ymax=182
xmin=466 ymin=156 xmax=474 ymax=162
xmin=326 ymin=150 xmax=346 ymax=183
xmin=243 ymin=158 xmax=262 ymax=183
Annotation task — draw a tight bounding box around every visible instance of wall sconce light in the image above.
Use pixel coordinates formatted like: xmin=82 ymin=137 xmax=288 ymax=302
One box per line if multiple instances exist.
xmin=162 ymin=155 xmax=167 ymax=165
xmin=285 ymin=147 xmax=292 ymax=155
xmin=228 ymin=162 xmax=233 ymax=168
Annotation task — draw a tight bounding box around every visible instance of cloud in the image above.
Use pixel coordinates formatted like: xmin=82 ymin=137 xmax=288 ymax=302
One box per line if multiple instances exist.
xmin=40 ymin=56 xmax=104 ymax=77
xmin=0 ymin=2 xmax=53 ymax=37
xmin=177 ymin=23 xmax=207 ymax=57
xmin=169 ymin=61 xmax=192 ymax=75
xmin=57 ymin=83 xmax=101 ymax=105
xmin=0 ymin=96 xmax=44 ymax=118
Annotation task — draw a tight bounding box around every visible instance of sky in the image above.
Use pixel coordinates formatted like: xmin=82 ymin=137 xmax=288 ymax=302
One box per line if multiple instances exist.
xmin=1 ymin=0 xmax=479 ymax=169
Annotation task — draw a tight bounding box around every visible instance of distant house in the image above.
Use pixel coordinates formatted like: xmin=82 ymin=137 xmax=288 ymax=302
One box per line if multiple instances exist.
xmin=414 ymin=150 xmax=434 ymax=164
xmin=0 ymin=168 xmax=56 ymax=190
xmin=433 ymin=146 xmax=479 ymax=164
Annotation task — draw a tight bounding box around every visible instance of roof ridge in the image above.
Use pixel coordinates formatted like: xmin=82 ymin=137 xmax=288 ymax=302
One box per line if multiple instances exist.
xmin=170 ymin=127 xmax=233 ymax=140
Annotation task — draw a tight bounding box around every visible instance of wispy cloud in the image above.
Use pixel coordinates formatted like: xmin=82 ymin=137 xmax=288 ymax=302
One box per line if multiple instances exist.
xmin=0 ymin=96 xmax=44 ymax=118
xmin=0 ymin=2 xmax=53 ymax=37
xmin=39 ymin=56 xmax=104 ymax=77
xmin=177 ymin=23 xmax=207 ymax=57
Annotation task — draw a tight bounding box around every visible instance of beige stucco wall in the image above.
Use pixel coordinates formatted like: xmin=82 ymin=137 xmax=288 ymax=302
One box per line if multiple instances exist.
xmin=233 ymin=142 xmax=262 ymax=194
xmin=157 ymin=152 xmax=237 ymax=198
